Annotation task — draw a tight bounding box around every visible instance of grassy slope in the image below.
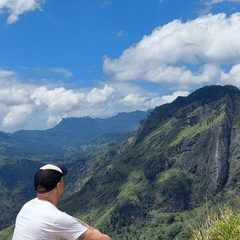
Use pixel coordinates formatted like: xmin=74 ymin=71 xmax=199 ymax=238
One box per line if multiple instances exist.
xmin=2 ymin=86 xmax=240 ymax=239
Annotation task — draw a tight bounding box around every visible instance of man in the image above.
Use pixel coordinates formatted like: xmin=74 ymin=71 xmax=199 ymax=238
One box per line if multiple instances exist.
xmin=12 ymin=164 xmax=112 ymax=240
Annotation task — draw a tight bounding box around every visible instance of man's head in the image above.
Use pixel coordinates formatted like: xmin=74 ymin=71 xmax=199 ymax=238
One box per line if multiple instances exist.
xmin=34 ymin=164 xmax=67 ymax=193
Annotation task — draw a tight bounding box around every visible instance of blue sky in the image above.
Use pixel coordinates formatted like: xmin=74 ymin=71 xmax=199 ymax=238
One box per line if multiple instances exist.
xmin=0 ymin=0 xmax=240 ymax=132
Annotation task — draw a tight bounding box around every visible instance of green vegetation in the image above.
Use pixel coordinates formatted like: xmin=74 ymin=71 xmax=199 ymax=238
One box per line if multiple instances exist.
xmin=169 ymin=110 xmax=225 ymax=147
xmin=156 ymin=169 xmax=191 ymax=204
xmin=142 ymin=118 xmax=174 ymax=146
xmin=191 ymin=207 xmax=240 ymax=240
xmin=4 ymin=204 xmax=240 ymax=239
xmin=0 ymin=225 xmax=14 ymax=240
xmin=2 ymin=85 xmax=240 ymax=239
xmin=118 ymin=170 xmax=146 ymax=202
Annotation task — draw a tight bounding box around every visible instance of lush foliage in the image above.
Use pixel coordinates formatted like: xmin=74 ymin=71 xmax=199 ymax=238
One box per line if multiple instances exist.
xmin=2 ymin=85 xmax=240 ymax=240
xmin=191 ymin=207 xmax=240 ymax=240
xmin=0 ymin=225 xmax=14 ymax=240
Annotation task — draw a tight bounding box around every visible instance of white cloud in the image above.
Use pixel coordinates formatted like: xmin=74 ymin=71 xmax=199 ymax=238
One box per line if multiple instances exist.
xmin=101 ymin=0 xmax=112 ymax=9
xmin=0 ymin=72 xmax=190 ymax=132
xmin=103 ymin=12 xmax=240 ymax=89
xmin=87 ymin=85 xmax=115 ymax=104
xmin=203 ymin=0 xmax=240 ymax=7
xmin=201 ymin=0 xmax=240 ymax=13
xmin=116 ymin=30 xmax=126 ymax=37
xmin=120 ymin=94 xmax=147 ymax=107
xmin=218 ymin=63 xmax=240 ymax=85
xmin=162 ymin=91 xmax=189 ymax=102
xmin=0 ymin=86 xmax=30 ymax=105
xmin=2 ymin=10 xmax=240 ymax=132
xmin=202 ymin=0 xmax=224 ymax=8
xmin=0 ymin=81 xmax=118 ymax=131
xmin=0 ymin=68 xmax=15 ymax=78
xmin=0 ymin=0 xmax=45 ymax=24
xmin=47 ymin=67 xmax=73 ymax=79
xmin=31 ymin=86 xmax=83 ymax=110
xmin=120 ymin=91 xmax=189 ymax=110
xmin=30 ymin=86 xmax=85 ymax=127
xmin=2 ymin=104 xmax=35 ymax=129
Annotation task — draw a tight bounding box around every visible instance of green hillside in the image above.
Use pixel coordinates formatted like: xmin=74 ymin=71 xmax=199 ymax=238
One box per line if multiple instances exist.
xmin=1 ymin=85 xmax=240 ymax=239
xmin=59 ymin=85 xmax=240 ymax=239
xmin=0 ymin=110 xmax=149 ymax=231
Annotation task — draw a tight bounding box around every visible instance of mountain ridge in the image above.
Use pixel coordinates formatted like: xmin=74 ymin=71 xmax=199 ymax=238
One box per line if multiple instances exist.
xmin=59 ymin=84 xmax=240 ymax=238
xmin=0 ymin=110 xmax=150 ymax=158
xmin=1 ymin=85 xmax=240 ymax=239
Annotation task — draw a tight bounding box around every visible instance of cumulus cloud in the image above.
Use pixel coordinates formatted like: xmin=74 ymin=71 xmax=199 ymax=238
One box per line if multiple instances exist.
xmin=0 ymin=70 xmax=188 ymax=132
xmin=2 ymin=10 xmax=240 ymax=132
xmin=0 ymin=79 xmax=119 ymax=131
xmin=2 ymin=104 xmax=35 ymax=129
xmin=30 ymin=86 xmax=86 ymax=127
xmin=103 ymin=12 xmax=240 ymax=89
xmin=161 ymin=91 xmax=190 ymax=102
xmin=0 ymin=87 xmax=30 ymax=105
xmin=0 ymin=0 xmax=45 ymax=24
xmin=31 ymin=86 xmax=83 ymax=111
xmin=87 ymin=85 xmax=115 ymax=104
xmin=120 ymin=94 xmax=147 ymax=107
xmin=120 ymin=91 xmax=189 ymax=110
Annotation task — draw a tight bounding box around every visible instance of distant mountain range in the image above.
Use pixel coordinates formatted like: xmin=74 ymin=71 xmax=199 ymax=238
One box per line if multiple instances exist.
xmin=1 ymin=85 xmax=240 ymax=239
xmin=0 ymin=110 xmax=151 ymax=158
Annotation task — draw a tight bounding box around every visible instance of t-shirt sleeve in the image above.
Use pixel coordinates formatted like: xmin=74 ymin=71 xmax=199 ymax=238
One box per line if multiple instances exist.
xmin=54 ymin=212 xmax=88 ymax=240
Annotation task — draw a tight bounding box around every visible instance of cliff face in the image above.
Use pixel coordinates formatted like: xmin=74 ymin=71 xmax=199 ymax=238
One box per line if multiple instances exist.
xmin=134 ymin=86 xmax=240 ymax=206
xmin=132 ymin=85 xmax=239 ymax=207
xmin=60 ymin=86 xmax=240 ymax=228
xmin=168 ymin=98 xmax=231 ymax=204
xmin=227 ymin=93 xmax=240 ymax=189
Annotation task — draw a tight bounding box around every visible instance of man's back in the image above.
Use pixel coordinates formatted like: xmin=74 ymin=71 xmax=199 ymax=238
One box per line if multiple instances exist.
xmin=12 ymin=164 xmax=112 ymax=240
xmin=12 ymin=198 xmax=87 ymax=240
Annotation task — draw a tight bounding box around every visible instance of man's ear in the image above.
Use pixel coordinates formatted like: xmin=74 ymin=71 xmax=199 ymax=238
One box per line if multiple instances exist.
xmin=56 ymin=182 xmax=61 ymax=191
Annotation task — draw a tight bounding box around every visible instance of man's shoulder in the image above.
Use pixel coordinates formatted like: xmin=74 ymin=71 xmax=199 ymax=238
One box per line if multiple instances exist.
xmin=22 ymin=198 xmax=56 ymax=212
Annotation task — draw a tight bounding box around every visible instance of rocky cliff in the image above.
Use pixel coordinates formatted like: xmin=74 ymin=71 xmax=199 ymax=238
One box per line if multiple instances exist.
xmin=132 ymin=85 xmax=239 ymax=206
xmin=59 ymin=85 xmax=240 ymax=239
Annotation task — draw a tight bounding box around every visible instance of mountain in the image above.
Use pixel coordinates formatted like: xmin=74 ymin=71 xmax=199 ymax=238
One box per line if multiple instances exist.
xmin=0 ymin=158 xmax=43 ymax=231
xmin=1 ymin=85 xmax=240 ymax=239
xmin=59 ymin=85 xmax=240 ymax=239
xmin=0 ymin=110 xmax=150 ymax=158
xmin=0 ymin=110 xmax=150 ymax=232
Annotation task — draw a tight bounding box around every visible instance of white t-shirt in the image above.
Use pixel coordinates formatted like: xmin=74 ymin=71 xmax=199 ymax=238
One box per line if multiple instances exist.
xmin=12 ymin=198 xmax=87 ymax=240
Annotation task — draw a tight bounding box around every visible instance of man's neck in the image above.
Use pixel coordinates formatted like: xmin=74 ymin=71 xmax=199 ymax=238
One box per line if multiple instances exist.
xmin=37 ymin=192 xmax=58 ymax=206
